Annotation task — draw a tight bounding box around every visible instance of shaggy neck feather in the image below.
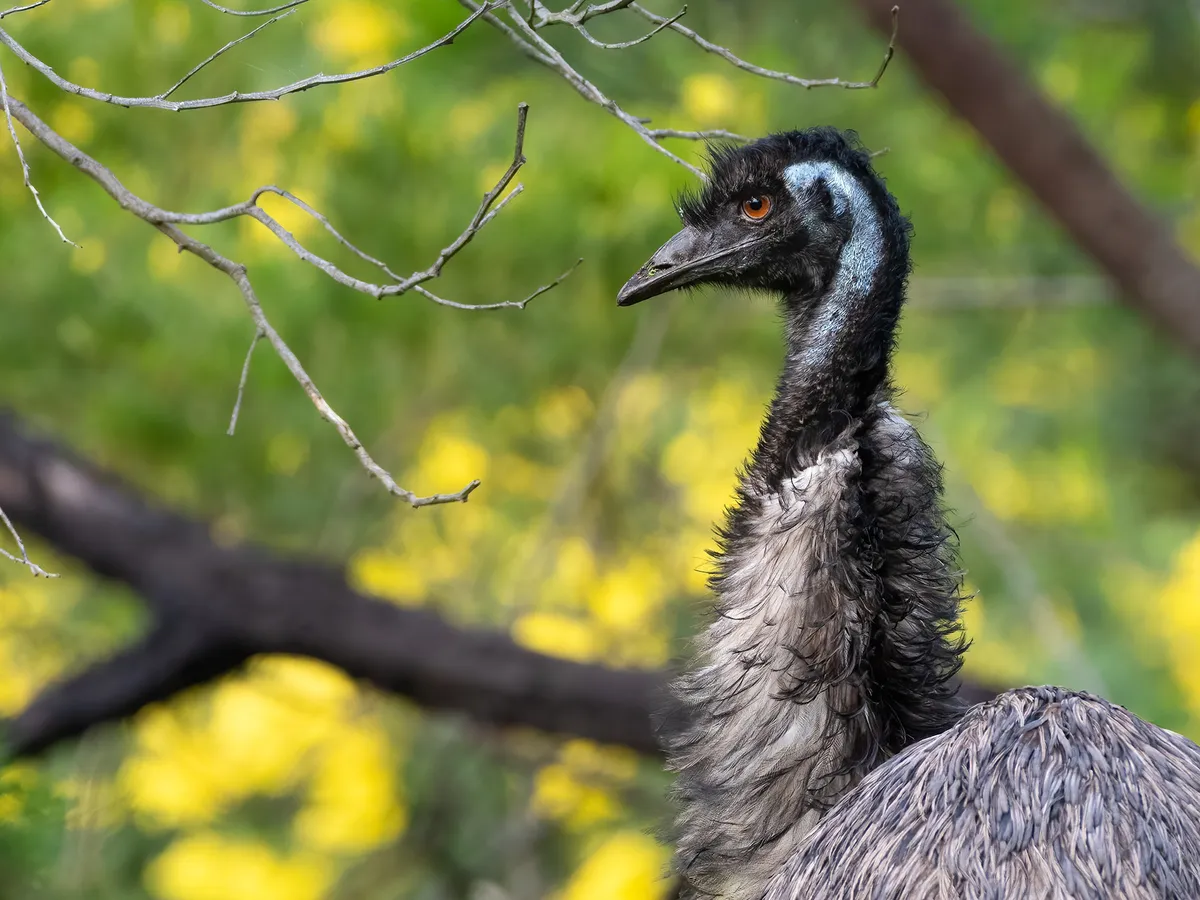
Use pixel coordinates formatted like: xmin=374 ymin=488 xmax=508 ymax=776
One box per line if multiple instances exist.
xmin=665 ymin=168 xmax=966 ymax=900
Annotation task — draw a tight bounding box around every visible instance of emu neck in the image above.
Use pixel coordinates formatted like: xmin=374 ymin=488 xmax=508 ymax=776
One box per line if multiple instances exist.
xmin=762 ymin=185 xmax=900 ymax=479
xmin=666 ymin=197 xmax=964 ymax=900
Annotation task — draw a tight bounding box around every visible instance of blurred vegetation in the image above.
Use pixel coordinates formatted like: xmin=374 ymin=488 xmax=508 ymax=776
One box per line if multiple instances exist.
xmin=0 ymin=0 xmax=1197 ymax=897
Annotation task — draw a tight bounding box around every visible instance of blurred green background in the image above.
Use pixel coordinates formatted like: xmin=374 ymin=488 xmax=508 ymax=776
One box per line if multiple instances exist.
xmin=0 ymin=0 xmax=1198 ymax=897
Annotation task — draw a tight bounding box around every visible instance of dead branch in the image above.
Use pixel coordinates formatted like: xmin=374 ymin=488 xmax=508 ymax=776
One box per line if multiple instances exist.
xmin=0 ymin=4 xmax=496 ymax=110
xmin=4 ymin=95 xmax=571 ymax=506
xmin=855 ymin=0 xmax=1200 ymax=358
xmin=0 ymin=411 xmax=996 ymax=760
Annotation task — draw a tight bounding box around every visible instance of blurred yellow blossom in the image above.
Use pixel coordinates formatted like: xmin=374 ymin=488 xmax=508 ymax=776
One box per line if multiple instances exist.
xmin=1157 ymin=531 xmax=1200 ymax=725
xmin=559 ymin=831 xmax=671 ymax=900
xmin=415 ymin=426 xmax=490 ymax=491
xmin=513 ymin=612 xmax=598 ymax=662
xmin=536 ymin=385 xmax=596 ymax=441
xmin=560 ymin=740 xmax=639 ymax=783
xmin=70 ymin=238 xmax=107 ymax=275
xmin=152 ymin=1 xmax=191 ymax=46
xmin=959 ymin=589 xmax=1030 ymax=686
xmin=589 ymin=555 xmax=666 ymax=630
xmin=121 ymin=658 xmax=360 ymax=828
xmin=449 ymin=98 xmax=500 ymax=147
xmin=984 ymin=187 xmax=1022 ymax=243
xmin=351 ymin=548 xmax=427 ymax=605
xmin=971 ymin=449 xmax=1106 ymax=525
xmin=295 ymin=723 xmax=406 ymax=853
xmin=532 ymin=763 xmax=619 ymax=830
xmin=531 ymin=740 xmax=640 ymax=830
xmin=51 ymin=101 xmax=94 ymax=145
xmin=147 ymin=833 xmax=333 ymax=900
xmin=68 ymin=57 xmax=100 ymax=87
xmin=894 ymin=351 xmax=944 ymax=405
xmin=312 ymin=1 xmax=408 ymax=68
xmin=147 ymin=236 xmax=184 ymax=282
xmin=681 ymin=74 xmax=735 ymax=125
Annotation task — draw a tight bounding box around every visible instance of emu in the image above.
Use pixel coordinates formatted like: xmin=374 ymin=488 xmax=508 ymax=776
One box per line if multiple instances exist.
xmin=617 ymin=128 xmax=1200 ymax=900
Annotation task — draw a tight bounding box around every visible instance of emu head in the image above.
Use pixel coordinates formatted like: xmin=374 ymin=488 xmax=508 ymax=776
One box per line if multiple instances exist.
xmin=617 ymin=127 xmax=899 ymax=307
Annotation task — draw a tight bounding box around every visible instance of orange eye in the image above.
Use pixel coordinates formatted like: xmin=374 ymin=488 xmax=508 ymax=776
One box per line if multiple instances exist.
xmin=742 ymin=195 xmax=772 ymax=220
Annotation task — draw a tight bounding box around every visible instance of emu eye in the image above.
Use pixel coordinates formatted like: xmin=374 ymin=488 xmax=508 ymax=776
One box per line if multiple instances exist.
xmin=741 ymin=195 xmax=772 ymax=221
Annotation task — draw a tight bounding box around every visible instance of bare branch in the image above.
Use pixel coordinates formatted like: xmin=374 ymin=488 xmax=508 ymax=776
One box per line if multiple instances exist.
xmin=391 ymin=102 xmax=534 ymax=290
xmin=0 ymin=410 xmax=998 ymax=760
xmin=648 ymin=127 xmax=750 ymax=141
xmin=0 ymin=0 xmax=50 ymax=18
xmin=227 ymin=328 xmax=264 ymax=436
xmin=625 ymin=2 xmax=899 ymax=89
xmin=121 ymin=106 xmax=575 ymax=308
xmin=573 ymin=5 xmax=686 ymax=50
xmin=158 ymin=8 xmax=298 ymax=100
xmin=0 ymin=3 xmax=494 ymax=110
xmin=459 ymin=0 xmax=900 ymax=182
xmin=3 ymin=95 xmax=485 ymax=508
xmin=0 ymin=503 xmax=57 ymax=577
xmin=487 ymin=2 xmax=706 ymax=176
xmin=413 ymin=257 xmax=583 ymax=311
xmin=194 ymin=0 xmax=309 ymax=16
xmin=0 ymin=59 xmax=77 ymax=246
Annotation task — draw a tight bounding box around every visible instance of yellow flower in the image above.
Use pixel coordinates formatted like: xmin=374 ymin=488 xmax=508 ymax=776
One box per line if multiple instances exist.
xmin=1158 ymin=531 xmax=1200 ymax=725
xmin=51 ymin=101 xmax=94 ymax=145
xmin=147 ymin=833 xmax=333 ymax=900
xmin=351 ymin=549 xmax=427 ymax=606
xmin=295 ymin=723 xmax=406 ymax=853
xmin=513 ymin=612 xmax=598 ymax=662
xmin=559 ymin=831 xmax=671 ymax=900
xmin=152 ymin=1 xmax=191 ymax=46
xmin=960 ymin=589 xmax=1031 ymax=686
xmin=589 ymin=556 xmax=666 ymax=631
xmin=681 ymin=74 xmax=736 ymax=125
xmin=531 ymin=764 xmax=619 ymax=830
xmin=535 ymin=386 xmax=596 ymax=441
xmin=312 ymin=1 xmax=408 ymax=68
xmin=415 ymin=428 xmax=490 ymax=492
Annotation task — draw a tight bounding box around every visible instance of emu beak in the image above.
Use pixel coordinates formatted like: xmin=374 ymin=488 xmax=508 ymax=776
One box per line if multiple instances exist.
xmin=617 ymin=226 xmax=718 ymax=306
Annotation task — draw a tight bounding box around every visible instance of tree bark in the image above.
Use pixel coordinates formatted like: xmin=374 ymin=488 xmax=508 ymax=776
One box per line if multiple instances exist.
xmin=855 ymin=0 xmax=1200 ymax=356
xmin=0 ymin=412 xmax=995 ymax=759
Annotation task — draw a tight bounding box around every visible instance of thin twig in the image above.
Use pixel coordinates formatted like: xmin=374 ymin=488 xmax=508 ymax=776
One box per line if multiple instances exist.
xmin=4 ymin=95 xmax=485 ymax=508
xmin=0 ymin=0 xmax=50 ymax=18
xmin=0 ymin=58 xmax=77 ymax=246
xmin=0 ymin=3 xmax=495 ymax=111
xmin=573 ymin=5 xmax=686 ymax=50
xmin=14 ymin=105 xmax=573 ymax=310
xmin=195 ymin=0 xmax=309 ymax=15
xmin=413 ymin=257 xmax=583 ymax=311
xmin=648 ymin=127 xmax=750 ymax=141
xmin=0 ymin=503 xmax=57 ymax=577
xmin=158 ymin=9 xmax=298 ymax=100
xmin=627 ymin=2 xmax=900 ymax=90
xmin=227 ymin=328 xmax=264 ymax=436
xmin=495 ymin=3 xmax=705 ymax=176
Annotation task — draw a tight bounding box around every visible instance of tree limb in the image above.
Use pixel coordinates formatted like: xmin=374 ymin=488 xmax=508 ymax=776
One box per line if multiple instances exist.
xmin=0 ymin=413 xmax=997 ymax=760
xmin=0 ymin=413 xmax=665 ymax=758
xmin=854 ymin=0 xmax=1200 ymax=358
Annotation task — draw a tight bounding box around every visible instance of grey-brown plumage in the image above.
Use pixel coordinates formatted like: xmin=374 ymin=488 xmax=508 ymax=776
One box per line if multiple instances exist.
xmin=617 ymin=128 xmax=1200 ymax=900
xmin=766 ymin=686 xmax=1200 ymax=900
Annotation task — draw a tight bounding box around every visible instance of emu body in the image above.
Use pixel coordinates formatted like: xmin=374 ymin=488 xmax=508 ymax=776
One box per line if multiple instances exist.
xmin=619 ymin=128 xmax=1200 ymax=899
